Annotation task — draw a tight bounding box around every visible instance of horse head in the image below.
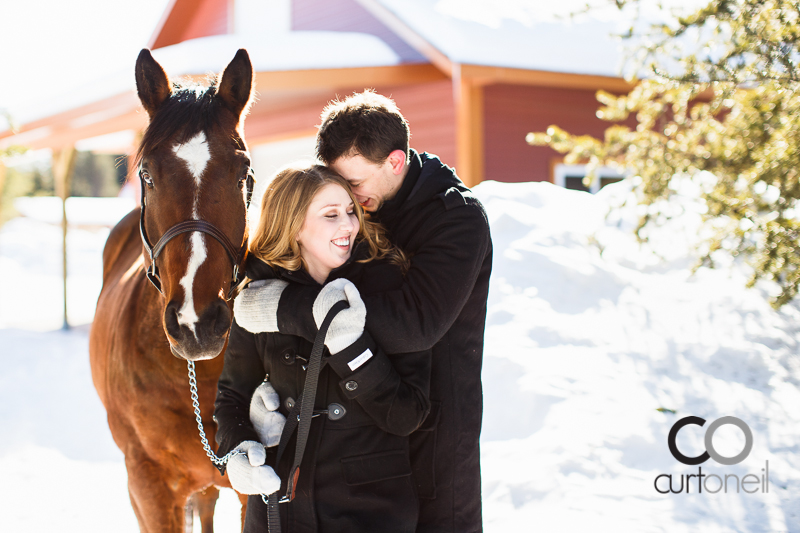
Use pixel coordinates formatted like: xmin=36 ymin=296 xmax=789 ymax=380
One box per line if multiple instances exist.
xmin=135 ymin=49 xmax=254 ymax=361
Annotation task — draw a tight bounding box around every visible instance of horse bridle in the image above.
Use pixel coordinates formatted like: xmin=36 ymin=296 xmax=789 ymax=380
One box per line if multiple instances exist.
xmin=138 ymin=164 xmax=256 ymax=301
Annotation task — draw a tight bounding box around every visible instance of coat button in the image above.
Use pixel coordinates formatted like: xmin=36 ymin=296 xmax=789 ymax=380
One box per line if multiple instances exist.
xmin=327 ymin=403 xmax=346 ymax=420
xmin=344 ymin=380 xmax=358 ymax=391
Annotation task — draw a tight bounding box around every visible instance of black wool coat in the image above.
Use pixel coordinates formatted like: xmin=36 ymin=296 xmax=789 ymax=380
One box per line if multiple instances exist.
xmin=215 ymin=249 xmax=432 ymax=533
xmin=277 ymin=151 xmax=493 ymax=533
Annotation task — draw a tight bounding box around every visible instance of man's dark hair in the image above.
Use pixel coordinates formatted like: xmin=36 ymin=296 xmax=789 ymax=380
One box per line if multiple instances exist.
xmin=316 ymin=90 xmax=410 ymax=165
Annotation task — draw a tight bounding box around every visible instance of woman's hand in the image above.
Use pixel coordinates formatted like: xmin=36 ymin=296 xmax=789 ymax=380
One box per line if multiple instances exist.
xmin=227 ymin=441 xmax=281 ymax=495
xmin=233 ymin=279 xmax=289 ymax=333
xmin=312 ymin=278 xmax=366 ymax=354
xmin=250 ymin=381 xmax=286 ymax=448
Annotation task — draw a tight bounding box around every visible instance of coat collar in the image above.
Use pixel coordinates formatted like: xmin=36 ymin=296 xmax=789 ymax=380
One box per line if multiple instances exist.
xmin=373 ymin=149 xmax=468 ymax=220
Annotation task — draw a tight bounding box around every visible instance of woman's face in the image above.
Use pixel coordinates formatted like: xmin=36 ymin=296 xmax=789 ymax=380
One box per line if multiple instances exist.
xmin=296 ymin=183 xmax=360 ymax=283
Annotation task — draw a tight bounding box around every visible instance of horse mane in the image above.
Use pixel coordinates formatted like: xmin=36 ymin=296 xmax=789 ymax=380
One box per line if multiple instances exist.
xmin=135 ymin=79 xmax=226 ymax=167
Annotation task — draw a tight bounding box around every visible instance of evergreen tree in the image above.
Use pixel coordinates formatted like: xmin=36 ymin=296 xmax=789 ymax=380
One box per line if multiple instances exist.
xmin=528 ymin=0 xmax=800 ymax=307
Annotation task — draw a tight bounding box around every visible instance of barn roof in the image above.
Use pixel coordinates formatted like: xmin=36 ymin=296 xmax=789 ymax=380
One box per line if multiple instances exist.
xmin=361 ymin=0 xmax=627 ymax=77
xmin=1 ymin=0 xmax=658 ymax=150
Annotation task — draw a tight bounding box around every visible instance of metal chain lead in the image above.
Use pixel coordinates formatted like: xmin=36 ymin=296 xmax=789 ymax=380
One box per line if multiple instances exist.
xmin=187 ymin=360 xmax=273 ymax=508
xmin=187 ymin=360 xmax=242 ymax=467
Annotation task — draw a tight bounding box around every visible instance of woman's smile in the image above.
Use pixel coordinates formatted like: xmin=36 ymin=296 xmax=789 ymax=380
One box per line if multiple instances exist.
xmin=296 ymin=183 xmax=360 ymax=283
xmin=332 ymin=236 xmax=351 ymax=250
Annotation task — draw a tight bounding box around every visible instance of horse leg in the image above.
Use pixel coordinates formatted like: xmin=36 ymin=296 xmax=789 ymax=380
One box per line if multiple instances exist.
xmin=194 ymin=486 xmax=219 ymax=533
xmin=187 ymin=486 xmax=245 ymax=533
xmin=184 ymin=494 xmax=195 ymax=533
xmin=126 ymin=452 xmax=190 ymax=533
xmin=237 ymin=491 xmax=248 ymax=531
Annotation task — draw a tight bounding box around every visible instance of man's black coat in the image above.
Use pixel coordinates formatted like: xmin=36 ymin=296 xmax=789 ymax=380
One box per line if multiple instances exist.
xmin=216 ymin=250 xmax=432 ymax=533
xmin=278 ymin=151 xmax=493 ymax=533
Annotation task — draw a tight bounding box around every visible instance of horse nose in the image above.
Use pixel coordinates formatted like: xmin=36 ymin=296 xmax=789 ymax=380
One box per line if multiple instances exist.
xmin=164 ymin=298 xmax=231 ymax=360
xmin=165 ymin=299 xmax=230 ymax=342
xmin=206 ymin=299 xmax=232 ymax=338
xmin=165 ymin=300 xmax=183 ymax=341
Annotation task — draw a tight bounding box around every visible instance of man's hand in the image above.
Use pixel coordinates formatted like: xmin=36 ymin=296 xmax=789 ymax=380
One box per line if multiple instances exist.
xmin=312 ymin=279 xmax=366 ymax=354
xmin=250 ymin=381 xmax=286 ymax=448
xmin=233 ymin=279 xmax=289 ymax=333
xmin=227 ymin=441 xmax=281 ymax=495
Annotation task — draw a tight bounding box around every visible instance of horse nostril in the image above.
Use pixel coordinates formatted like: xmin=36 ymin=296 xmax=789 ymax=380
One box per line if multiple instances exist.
xmin=211 ymin=299 xmax=232 ymax=338
xmin=165 ymin=300 xmax=183 ymax=340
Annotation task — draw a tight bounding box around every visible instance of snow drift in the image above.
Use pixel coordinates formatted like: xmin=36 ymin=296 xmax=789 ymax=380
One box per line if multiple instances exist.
xmin=1 ymin=179 xmax=798 ymax=532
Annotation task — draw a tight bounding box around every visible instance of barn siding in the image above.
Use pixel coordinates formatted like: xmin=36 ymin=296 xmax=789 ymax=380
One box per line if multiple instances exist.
xmin=152 ymin=0 xmax=229 ymax=49
xmin=483 ymin=84 xmax=629 ymax=184
xmin=245 ymin=81 xmax=455 ymax=167
xmin=245 ymin=103 xmax=322 ymax=144
xmin=183 ymin=0 xmax=229 ymax=41
xmin=383 ymin=80 xmax=456 ymax=166
xmin=292 ymin=0 xmax=425 ymax=63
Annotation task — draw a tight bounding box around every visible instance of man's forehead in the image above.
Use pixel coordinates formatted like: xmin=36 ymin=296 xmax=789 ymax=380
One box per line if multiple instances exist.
xmin=336 ymin=153 xmax=382 ymax=167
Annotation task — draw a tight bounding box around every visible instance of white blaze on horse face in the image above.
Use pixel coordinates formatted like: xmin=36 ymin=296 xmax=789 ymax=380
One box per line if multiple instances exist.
xmin=177 ymin=232 xmax=207 ymax=336
xmin=173 ymin=132 xmax=211 ymax=188
xmin=173 ymin=132 xmax=211 ymax=337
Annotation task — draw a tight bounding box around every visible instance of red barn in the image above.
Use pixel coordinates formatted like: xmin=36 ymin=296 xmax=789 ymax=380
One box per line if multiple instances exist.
xmin=0 ymin=0 xmax=634 ymax=190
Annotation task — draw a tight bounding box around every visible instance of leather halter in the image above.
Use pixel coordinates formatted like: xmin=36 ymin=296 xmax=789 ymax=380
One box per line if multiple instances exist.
xmin=138 ymin=164 xmax=255 ymax=300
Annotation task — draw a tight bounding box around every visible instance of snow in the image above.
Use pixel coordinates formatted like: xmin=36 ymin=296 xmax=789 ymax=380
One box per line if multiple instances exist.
xmin=14 ymin=197 xmax=136 ymax=227
xmin=478 ymin=179 xmax=800 ymax=531
xmin=2 ymin=0 xmax=700 ymax=131
xmin=2 ymin=179 xmax=800 ymax=531
xmin=151 ymin=32 xmax=401 ymax=77
xmin=2 ymin=0 xmax=405 ymax=127
xmin=376 ymin=0 xmax=707 ymax=77
xmin=2 ymin=0 xmax=710 ymax=130
xmin=4 ymin=31 xmax=402 ymax=127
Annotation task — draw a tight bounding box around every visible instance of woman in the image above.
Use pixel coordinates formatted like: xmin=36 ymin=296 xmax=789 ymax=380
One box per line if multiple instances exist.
xmin=214 ymin=165 xmax=431 ymax=533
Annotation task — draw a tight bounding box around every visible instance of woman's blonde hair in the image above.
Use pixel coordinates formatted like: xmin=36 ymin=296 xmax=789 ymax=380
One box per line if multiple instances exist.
xmin=249 ymin=165 xmax=406 ymax=273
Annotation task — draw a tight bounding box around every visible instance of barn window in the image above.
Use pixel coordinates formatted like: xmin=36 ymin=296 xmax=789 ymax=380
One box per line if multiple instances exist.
xmin=553 ymin=164 xmax=625 ymax=194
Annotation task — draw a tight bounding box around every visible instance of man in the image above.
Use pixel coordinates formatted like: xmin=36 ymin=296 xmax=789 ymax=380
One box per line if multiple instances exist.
xmin=236 ymin=90 xmax=492 ymax=532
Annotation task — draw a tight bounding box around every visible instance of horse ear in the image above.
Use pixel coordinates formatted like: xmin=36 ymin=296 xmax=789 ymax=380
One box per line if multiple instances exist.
xmin=135 ymin=49 xmax=172 ymax=117
xmin=216 ymin=49 xmax=254 ymax=117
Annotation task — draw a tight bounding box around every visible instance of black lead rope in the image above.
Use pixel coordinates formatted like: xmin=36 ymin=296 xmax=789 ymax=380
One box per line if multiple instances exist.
xmin=267 ymin=299 xmax=349 ymax=533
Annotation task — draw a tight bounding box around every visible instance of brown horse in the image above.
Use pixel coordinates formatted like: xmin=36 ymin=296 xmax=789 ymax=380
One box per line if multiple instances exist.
xmin=90 ymin=49 xmax=254 ymax=532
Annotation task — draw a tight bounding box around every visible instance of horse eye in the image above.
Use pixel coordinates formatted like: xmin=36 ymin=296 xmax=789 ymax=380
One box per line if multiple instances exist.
xmin=238 ymin=176 xmax=246 ymax=190
xmin=141 ymin=170 xmax=154 ymax=188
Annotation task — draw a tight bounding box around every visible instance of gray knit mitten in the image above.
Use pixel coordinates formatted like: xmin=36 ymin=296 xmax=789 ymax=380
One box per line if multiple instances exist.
xmin=227 ymin=440 xmax=281 ymax=495
xmin=250 ymin=381 xmax=286 ymax=448
xmin=312 ymin=279 xmax=366 ymax=354
xmin=233 ymin=279 xmax=289 ymax=333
